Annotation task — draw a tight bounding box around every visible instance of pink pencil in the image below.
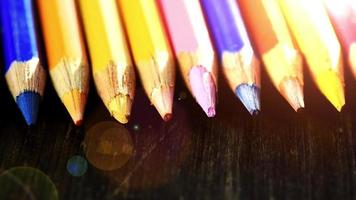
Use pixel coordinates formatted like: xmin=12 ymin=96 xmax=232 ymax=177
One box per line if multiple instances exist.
xmin=158 ymin=0 xmax=218 ymax=117
xmin=324 ymin=0 xmax=356 ymax=78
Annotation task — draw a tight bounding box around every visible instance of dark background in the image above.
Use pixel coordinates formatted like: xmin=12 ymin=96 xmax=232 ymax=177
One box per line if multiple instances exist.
xmin=0 ymin=53 xmax=355 ymax=199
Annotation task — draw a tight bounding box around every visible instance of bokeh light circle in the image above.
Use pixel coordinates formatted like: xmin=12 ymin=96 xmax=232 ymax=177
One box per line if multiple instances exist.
xmin=0 ymin=167 xmax=58 ymax=200
xmin=84 ymin=121 xmax=134 ymax=171
xmin=67 ymin=155 xmax=88 ymax=177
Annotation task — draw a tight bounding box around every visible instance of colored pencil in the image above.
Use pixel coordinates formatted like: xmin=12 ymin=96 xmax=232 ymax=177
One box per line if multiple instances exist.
xmin=158 ymin=0 xmax=217 ymax=117
xmin=118 ymin=0 xmax=175 ymax=121
xmin=201 ymin=0 xmax=260 ymax=115
xmin=78 ymin=0 xmax=136 ymax=124
xmin=278 ymin=0 xmax=345 ymax=111
xmin=324 ymin=0 xmax=356 ymax=79
xmin=0 ymin=0 xmax=46 ymax=125
xmin=37 ymin=0 xmax=90 ymax=125
xmin=238 ymin=0 xmax=304 ymax=111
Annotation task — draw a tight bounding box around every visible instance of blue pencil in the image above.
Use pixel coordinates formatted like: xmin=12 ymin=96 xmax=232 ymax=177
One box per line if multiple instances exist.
xmin=0 ymin=0 xmax=46 ymax=125
xmin=201 ymin=0 xmax=261 ymax=115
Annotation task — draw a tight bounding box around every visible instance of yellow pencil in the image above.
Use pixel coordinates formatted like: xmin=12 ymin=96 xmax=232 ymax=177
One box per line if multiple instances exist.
xmin=37 ymin=0 xmax=90 ymax=124
xmin=78 ymin=0 xmax=135 ymax=124
xmin=239 ymin=0 xmax=304 ymax=111
xmin=118 ymin=0 xmax=175 ymax=121
xmin=278 ymin=0 xmax=345 ymax=111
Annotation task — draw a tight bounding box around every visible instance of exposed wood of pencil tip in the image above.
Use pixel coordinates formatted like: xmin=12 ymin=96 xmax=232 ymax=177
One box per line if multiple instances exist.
xmin=177 ymin=51 xmax=217 ymax=90
xmin=5 ymin=57 xmax=46 ymax=98
xmin=93 ymin=61 xmax=136 ymax=124
xmin=50 ymin=58 xmax=89 ymax=125
xmin=279 ymin=77 xmax=304 ymax=111
xmin=221 ymin=47 xmax=260 ymax=91
xmin=136 ymin=52 xmax=175 ymax=121
xmin=262 ymin=43 xmax=304 ymax=111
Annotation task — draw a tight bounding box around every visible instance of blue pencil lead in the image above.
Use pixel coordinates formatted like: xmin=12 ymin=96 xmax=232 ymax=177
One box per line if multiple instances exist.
xmin=16 ymin=91 xmax=41 ymax=125
xmin=236 ymin=84 xmax=260 ymax=115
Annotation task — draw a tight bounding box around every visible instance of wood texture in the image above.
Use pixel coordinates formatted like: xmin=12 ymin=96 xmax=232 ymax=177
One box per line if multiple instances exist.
xmin=0 ymin=66 xmax=355 ymax=199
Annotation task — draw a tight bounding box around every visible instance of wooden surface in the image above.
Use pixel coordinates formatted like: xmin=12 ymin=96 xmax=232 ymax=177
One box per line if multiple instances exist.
xmin=0 ymin=59 xmax=355 ymax=200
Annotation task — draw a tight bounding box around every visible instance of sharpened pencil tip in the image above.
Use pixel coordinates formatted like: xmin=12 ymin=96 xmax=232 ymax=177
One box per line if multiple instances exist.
xmin=207 ymin=107 xmax=216 ymax=117
xmin=75 ymin=120 xmax=83 ymax=126
xmin=335 ymin=102 xmax=344 ymax=112
xmin=189 ymin=66 xmax=217 ymax=118
xmin=109 ymin=95 xmax=133 ymax=124
xmin=296 ymin=107 xmax=305 ymax=114
xmin=329 ymin=90 xmax=345 ymax=112
xmin=151 ymin=85 xmax=174 ymax=121
xmin=62 ymin=89 xmax=87 ymax=126
xmin=163 ymin=113 xmax=172 ymax=122
xmin=16 ymin=92 xmax=41 ymax=126
xmin=251 ymin=109 xmax=260 ymax=116
xmin=325 ymin=90 xmax=345 ymax=111
xmin=316 ymin=71 xmax=345 ymax=112
xmin=280 ymin=78 xmax=305 ymax=112
xmin=235 ymin=84 xmax=260 ymax=115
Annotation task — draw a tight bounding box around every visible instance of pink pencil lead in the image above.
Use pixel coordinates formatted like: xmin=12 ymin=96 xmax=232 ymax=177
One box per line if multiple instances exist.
xmin=189 ymin=66 xmax=217 ymax=117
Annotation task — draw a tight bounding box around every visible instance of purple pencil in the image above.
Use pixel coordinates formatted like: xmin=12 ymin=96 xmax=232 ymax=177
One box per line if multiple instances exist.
xmin=201 ymin=0 xmax=261 ymax=115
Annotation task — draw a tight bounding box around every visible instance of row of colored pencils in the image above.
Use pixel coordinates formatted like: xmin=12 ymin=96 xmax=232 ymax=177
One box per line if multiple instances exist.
xmin=0 ymin=0 xmax=355 ymax=125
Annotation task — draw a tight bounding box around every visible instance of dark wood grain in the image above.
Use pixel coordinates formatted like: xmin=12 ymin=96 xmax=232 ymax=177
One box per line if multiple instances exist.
xmin=0 ymin=60 xmax=355 ymax=200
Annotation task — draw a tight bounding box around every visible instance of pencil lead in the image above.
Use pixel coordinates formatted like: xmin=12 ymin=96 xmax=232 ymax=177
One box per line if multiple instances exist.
xmin=16 ymin=91 xmax=41 ymax=125
xmin=62 ymin=89 xmax=87 ymax=126
xmin=296 ymin=107 xmax=305 ymax=114
xmin=109 ymin=95 xmax=133 ymax=124
xmin=151 ymin=84 xmax=174 ymax=121
xmin=163 ymin=113 xmax=172 ymax=122
xmin=328 ymin=89 xmax=345 ymax=112
xmin=236 ymin=83 xmax=260 ymax=115
xmin=189 ymin=66 xmax=216 ymax=117
xmin=280 ymin=77 xmax=304 ymax=112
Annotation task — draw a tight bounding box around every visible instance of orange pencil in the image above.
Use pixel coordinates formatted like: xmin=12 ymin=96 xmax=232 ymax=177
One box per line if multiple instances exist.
xmin=37 ymin=0 xmax=90 ymax=125
xmin=239 ymin=0 xmax=304 ymax=111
